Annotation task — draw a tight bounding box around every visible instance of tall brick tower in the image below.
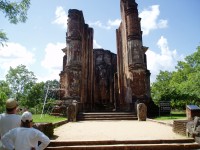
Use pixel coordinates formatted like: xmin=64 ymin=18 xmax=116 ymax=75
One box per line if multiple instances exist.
xmin=116 ymin=0 xmax=151 ymax=111
xmin=60 ymin=9 xmax=116 ymax=112
xmin=59 ymin=9 xmax=94 ymax=109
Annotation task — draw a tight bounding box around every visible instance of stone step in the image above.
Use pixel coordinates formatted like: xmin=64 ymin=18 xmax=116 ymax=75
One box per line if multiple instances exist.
xmin=78 ymin=117 xmax=138 ymax=121
xmin=78 ymin=112 xmax=136 ymax=115
xmin=46 ymin=139 xmax=200 ymax=150
xmin=77 ymin=112 xmax=137 ymax=121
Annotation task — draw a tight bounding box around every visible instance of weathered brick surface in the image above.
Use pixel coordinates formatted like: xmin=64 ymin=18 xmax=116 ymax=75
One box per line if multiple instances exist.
xmin=59 ymin=0 xmax=156 ymax=115
xmin=116 ymin=0 xmax=151 ymax=111
xmin=59 ymin=9 xmax=116 ymax=112
xmin=173 ymin=120 xmax=190 ymax=136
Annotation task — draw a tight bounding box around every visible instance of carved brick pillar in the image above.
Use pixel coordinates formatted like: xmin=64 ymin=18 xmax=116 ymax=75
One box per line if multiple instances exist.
xmin=88 ymin=28 xmax=94 ymax=111
xmin=114 ymin=73 xmax=119 ymax=110
xmin=80 ymin=24 xmax=94 ymax=111
xmin=60 ymin=9 xmax=83 ymax=103
xmin=116 ymin=27 xmax=125 ymax=109
xmin=59 ymin=9 xmax=94 ymax=112
xmin=125 ymin=0 xmax=148 ymax=104
xmin=125 ymin=1 xmax=143 ymax=68
xmin=80 ymin=24 xmax=89 ymax=111
xmin=116 ymin=0 xmax=151 ymax=112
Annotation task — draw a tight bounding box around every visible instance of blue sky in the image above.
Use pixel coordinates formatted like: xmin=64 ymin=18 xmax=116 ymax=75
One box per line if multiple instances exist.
xmin=0 ymin=0 xmax=200 ymax=83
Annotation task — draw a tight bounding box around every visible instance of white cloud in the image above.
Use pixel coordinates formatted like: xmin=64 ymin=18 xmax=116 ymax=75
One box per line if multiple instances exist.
xmin=89 ymin=21 xmax=111 ymax=30
xmin=146 ymin=36 xmax=184 ymax=83
xmin=89 ymin=5 xmax=168 ymax=35
xmin=52 ymin=6 xmax=121 ymax=31
xmin=51 ymin=4 xmax=168 ymax=36
xmin=0 ymin=42 xmax=35 ymax=79
xmin=107 ymin=19 xmax=121 ymax=27
xmin=158 ymin=19 xmax=168 ymax=28
xmin=93 ymin=40 xmax=102 ymax=48
xmin=139 ymin=5 xmax=168 ymax=35
xmin=89 ymin=19 xmax=121 ymax=30
xmin=40 ymin=43 xmax=65 ymax=82
xmin=39 ymin=41 xmax=102 ymax=82
xmin=52 ymin=6 xmax=68 ymax=29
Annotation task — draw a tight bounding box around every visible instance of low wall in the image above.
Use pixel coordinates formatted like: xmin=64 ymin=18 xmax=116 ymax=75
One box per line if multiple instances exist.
xmin=53 ymin=120 xmax=68 ymax=128
xmin=33 ymin=119 xmax=68 ymax=138
xmin=173 ymin=120 xmax=190 ymax=136
xmin=33 ymin=123 xmax=54 ymax=138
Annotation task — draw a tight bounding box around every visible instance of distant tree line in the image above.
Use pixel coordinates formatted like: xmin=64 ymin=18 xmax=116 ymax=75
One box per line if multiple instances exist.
xmin=0 ymin=65 xmax=60 ymax=114
xmin=151 ymin=46 xmax=200 ymax=110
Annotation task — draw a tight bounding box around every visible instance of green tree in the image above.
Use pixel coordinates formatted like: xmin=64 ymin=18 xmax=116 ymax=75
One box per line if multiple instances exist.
xmin=26 ymin=80 xmax=60 ymax=114
xmin=26 ymin=82 xmax=45 ymax=114
xmin=151 ymin=71 xmax=173 ymax=105
xmin=0 ymin=30 xmax=8 ymax=45
xmin=151 ymin=46 xmax=200 ymax=110
xmin=0 ymin=80 xmax=11 ymax=112
xmin=179 ymin=46 xmax=200 ymax=102
xmin=45 ymin=80 xmax=60 ymax=100
xmin=0 ymin=0 xmax=31 ymax=45
xmin=40 ymin=80 xmax=60 ymax=114
xmin=27 ymin=82 xmax=45 ymax=107
xmin=6 ymin=64 xmax=37 ymax=100
xmin=172 ymin=46 xmax=200 ymax=103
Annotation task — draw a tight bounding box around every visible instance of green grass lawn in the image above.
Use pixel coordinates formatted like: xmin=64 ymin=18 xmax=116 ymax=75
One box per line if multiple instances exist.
xmin=154 ymin=111 xmax=187 ymax=120
xmin=32 ymin=114 xmax=67 ymax=123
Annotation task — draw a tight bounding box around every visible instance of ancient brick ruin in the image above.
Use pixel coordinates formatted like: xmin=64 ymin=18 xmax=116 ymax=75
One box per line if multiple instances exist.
xmin=59 ymin=0 xmax=155 ymax=114
xmin=59 ymin=9 xmax=94 ymax=111
xmin=116 ymin=0 xmax=151 ymax=111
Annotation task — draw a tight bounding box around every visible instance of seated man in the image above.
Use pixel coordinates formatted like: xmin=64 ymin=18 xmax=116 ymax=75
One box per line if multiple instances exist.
xmin=1 ymin=111 xmax=50 ymax=150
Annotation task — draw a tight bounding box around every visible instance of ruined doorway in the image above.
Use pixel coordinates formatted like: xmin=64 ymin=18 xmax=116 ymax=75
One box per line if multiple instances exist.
xmin=93 ymin=49 xmax=117 ymax=112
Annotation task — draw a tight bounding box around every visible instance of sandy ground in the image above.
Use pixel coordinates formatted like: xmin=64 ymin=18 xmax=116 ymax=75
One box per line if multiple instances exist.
xmin=53 ymin=120 xmax=187 ymax=141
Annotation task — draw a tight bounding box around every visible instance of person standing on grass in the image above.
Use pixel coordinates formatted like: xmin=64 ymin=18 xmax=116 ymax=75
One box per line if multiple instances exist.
xmin=0 ymin=98 xmax=21 ymax=150
xmin=1 ymin=111 xmax=50 ymax=150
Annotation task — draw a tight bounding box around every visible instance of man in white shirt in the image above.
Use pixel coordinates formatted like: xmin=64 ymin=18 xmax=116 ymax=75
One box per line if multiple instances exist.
xmin=1 ymin=111 xmax=50 ymax=150
xmin=0 ymin=98 xmax=21 ymax=150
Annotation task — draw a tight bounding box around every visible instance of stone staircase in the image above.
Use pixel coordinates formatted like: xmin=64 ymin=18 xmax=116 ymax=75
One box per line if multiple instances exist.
xmin=77 ymin=112 xmax=137 ymax=121
xmin=46 ymin=139 xmax=200 ymax=150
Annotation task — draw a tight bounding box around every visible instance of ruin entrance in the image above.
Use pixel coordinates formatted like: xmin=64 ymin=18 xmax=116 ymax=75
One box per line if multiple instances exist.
xmin=93 ymin=49 xmax=117 ymax=112
xmin=59 ymin=0 xmax=155 ymax=114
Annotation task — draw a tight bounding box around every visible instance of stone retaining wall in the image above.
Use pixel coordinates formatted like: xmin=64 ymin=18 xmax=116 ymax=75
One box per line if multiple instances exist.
xmin=173 ymin=120 xmax=190 ymax=136
xmin=33 ymin=120 xmax=68 ymax=138
xmin=53 ymin=120 xmax=68 ymax=128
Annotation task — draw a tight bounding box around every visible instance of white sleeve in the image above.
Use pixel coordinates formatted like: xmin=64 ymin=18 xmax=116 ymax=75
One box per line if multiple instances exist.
xmin=1 ymin=129 xmax=15 ymax=150
xmin=36 ymin=131 xmax=50 ymax=150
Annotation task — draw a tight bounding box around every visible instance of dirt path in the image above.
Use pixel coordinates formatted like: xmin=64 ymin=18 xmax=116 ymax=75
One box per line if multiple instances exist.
xmin=52 ymin=120 xmax=186 ymax=141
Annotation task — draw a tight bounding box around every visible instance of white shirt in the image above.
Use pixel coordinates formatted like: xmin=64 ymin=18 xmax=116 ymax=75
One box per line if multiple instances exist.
xmin=0 ymin=113 xmax=21 ymax=138
xmin=2 ymin=127 xmax=50 ymax=150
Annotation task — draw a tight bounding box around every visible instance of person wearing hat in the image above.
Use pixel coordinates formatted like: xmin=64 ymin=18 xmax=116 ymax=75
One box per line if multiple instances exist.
xmin=0 ymin=98 xmax=21 ymax=147
xmin=1 ymin=111 xmax=50 ymax=150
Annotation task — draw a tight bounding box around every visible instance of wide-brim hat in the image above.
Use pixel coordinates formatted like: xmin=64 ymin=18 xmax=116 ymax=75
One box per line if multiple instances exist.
xmin=6 ymin=98 xmax=18 ymax=109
